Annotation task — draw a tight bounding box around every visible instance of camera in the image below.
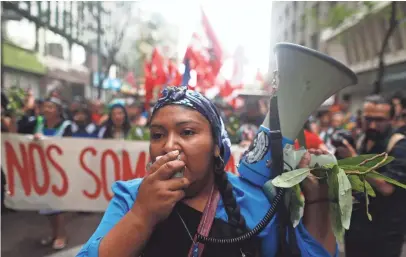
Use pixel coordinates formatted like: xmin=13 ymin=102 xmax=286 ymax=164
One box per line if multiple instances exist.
xmin=330 ymin=129 xmax=355 ymax=149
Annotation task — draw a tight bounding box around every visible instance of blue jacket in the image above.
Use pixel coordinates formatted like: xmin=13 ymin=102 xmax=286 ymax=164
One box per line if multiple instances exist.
xmin=76 ymin=173 xmax=337 ymax=257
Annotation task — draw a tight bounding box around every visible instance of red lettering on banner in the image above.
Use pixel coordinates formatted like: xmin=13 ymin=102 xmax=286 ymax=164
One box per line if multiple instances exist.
xmin=28 ymin=143 xmax=50 ymax=196
xmin=5 ymin=142 xmax=31 ymax=196
xmin=101 ymin=150 xmax=121 ymax=201
xmin=80 ymin=147 xmax=102 ymax=199
xmin=122 ymin=151 xmax=147 ymax=180
xmin=47 ymin=144 xmax=68 ymax=197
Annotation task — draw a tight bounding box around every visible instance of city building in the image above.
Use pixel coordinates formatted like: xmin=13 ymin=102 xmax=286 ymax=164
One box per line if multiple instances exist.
xmin=269 ymin=1 xmax=406 ymax=112
xmin=1 ymin=2 xmax=118 ymax=102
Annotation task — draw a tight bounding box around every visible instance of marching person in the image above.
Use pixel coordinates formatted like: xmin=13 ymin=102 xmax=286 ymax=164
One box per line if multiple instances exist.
xmin=18 ymin=97 xmax=72 ymax=250
xmin=77 ymin=86 xmax=337 ymax=257
xmin=71 ymin=103 xmax=98 ymax=138
xmin=97 ymin=103 xmax=131 ymax=140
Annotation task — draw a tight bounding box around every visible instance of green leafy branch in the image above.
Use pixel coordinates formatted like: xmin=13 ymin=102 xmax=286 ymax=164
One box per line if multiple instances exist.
xmin=270 ymin=153 xmax=406 ymax=242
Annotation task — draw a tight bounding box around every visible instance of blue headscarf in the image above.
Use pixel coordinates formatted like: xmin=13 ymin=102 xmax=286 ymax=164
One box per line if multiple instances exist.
xmin=152 ymin=86 xmax=232 ymax=163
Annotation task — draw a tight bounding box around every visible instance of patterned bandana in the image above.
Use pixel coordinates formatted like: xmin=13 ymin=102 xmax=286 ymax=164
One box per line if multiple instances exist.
xmin=152 ymin=86 xmax=231 ymax=163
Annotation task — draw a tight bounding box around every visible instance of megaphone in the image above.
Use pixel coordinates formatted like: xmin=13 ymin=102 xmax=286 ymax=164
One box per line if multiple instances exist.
xmin=238 ymin=43 xmax=358 ymax=187
xmin=197 ymin=43 xmax=357 ymax=245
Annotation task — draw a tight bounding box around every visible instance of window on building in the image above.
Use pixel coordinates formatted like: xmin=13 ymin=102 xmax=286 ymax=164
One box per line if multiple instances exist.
xmin=284 ymin=30 xmax=288 ymax=41
xmin=311 ymin=33 xmax=319 ymax=50
xmin=285 ymin=6 xmax=289 ymax=20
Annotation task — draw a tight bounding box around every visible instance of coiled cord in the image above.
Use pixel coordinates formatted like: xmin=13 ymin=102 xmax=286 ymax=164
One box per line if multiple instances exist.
xmin=196 ymin=188 xmax=285 ymax=244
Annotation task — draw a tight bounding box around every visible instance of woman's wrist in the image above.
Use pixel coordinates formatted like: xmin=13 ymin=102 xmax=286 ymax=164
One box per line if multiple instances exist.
xmin=130 ymin=202 xmax=158 ymax=230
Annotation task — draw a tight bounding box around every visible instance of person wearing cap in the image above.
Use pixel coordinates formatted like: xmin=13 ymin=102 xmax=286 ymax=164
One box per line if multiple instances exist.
xmin=17 ymin=97 xmax=72 ymax=250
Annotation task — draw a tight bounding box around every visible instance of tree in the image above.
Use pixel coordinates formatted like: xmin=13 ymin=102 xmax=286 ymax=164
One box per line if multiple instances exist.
xmin=120 ymin=11 xmax=177 ymax=92
xmin=85 ymin=2 xmax=138 ymax=99
xmin=307 ymin=1 xmax=406 ymax=94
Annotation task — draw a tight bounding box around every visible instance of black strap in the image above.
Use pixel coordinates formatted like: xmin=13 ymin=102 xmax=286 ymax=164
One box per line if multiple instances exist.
xmin=269 ymin=96 xmax=301 ymax=257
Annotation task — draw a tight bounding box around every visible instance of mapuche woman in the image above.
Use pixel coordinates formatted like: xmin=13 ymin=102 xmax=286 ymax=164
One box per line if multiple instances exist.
xmin=77 ymin=86 xmax=337 ymax=257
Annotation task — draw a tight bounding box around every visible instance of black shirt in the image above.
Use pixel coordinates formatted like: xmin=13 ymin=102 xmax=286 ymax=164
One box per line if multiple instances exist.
xmin=347 ymin=131 xmax=406 ymax=253
xmin=141 ymin=202 xmax=260 ymax=257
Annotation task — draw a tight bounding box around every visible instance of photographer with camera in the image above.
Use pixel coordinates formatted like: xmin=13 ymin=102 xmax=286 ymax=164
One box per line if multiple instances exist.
xmin=344 ymin=95 xmax=406 ymax=257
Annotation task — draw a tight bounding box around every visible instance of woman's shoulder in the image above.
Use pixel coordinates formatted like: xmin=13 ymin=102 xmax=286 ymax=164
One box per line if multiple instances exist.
xmin=226 ymin=172 xmax=268 ymax=203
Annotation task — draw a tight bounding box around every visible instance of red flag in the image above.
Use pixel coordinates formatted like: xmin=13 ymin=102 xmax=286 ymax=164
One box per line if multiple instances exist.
xmin=151 ymin=48 xmax=167 ymax=86
xmin=183 ymin=8 xmax=223 ymax=92
xmin=167 ymin=61 xmax=182 ymax=86
xmin=144 ymin=62 xmax=154 ymax=109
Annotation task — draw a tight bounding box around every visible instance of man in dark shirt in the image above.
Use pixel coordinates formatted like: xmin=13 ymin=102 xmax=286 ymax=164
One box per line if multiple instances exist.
xmin=345 ymin=95 xmax=406 ymax=257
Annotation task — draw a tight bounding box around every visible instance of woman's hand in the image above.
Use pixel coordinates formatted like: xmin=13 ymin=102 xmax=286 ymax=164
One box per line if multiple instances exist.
xmin=300 ymin=149 xmax=336 ymax=255
xmin=299 ymin=149 xmax=329 ymax=201
xmin=131 ymin=150 xmax=190 ymax=228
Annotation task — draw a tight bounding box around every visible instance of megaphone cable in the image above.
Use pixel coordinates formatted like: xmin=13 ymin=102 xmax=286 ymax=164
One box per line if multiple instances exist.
xmin=197 ymin=95 xmax=285 ymax=245
xmin=197 ymin=188 xmax=285 ymax=244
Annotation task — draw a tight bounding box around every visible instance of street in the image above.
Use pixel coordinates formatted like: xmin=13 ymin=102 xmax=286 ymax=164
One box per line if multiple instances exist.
xmin=2 ymin=210 xmax=406 ymax=257
xmin=1 ymin=211 xmax=103 ymax=257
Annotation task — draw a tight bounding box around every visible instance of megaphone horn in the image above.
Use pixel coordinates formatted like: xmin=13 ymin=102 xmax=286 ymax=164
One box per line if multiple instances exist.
xmin=239 ymin=43 xmax=358 ymax=187
xmin=197 ymin=44 xmax=358 ymax=245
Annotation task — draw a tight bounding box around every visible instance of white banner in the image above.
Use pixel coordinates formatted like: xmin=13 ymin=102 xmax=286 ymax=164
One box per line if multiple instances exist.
xmin=1 ymin=134 xmax=247 ymax=212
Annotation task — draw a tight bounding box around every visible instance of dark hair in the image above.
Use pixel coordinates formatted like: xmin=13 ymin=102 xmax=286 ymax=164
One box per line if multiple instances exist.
xmin=73 ymin=104 xmax=92 ymax=124
xmin=213 ymin=157 xmax=257 ymax=255
xmin=364 ymin=94 xmax=395 ymax=118
xmin=316 ymin=110 xmax=330 ymax=119
xmin=103 ymin=104 xmax=131 ymax=138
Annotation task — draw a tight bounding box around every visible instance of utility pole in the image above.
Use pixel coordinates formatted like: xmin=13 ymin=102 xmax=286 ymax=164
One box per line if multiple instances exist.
xmin=97 ymin=1 xmax=102 ymax=99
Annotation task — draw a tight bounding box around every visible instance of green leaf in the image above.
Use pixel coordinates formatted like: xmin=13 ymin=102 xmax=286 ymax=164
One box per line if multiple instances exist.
xmin=347 ymin=175 xmax=376 ymax=197
xmin=337 ymin=169 xmax=353 ymax=230
xmin=327 ymin=165 xmax=345 ymax=241
xmin=271 ymin=168 xmax=311 ymax=188
xmin=290 ymin=184 xmax=305 ymax=228
xmin=338 ymin=154 xmax=394 ymax=169
xmin=365 ymin=181 xmax=372 ymax=221
xmin=330 ymin=203 xmax=345 ymax=242
xmin=366 ymin=171 xmax=406 ymax=189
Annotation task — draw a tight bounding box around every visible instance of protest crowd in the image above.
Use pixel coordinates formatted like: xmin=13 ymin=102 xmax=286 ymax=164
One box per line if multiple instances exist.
xmin=1 ymin=86 xmax=406 ymax=256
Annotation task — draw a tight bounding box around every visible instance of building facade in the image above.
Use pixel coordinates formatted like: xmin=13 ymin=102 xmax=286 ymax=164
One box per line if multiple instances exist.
xmin=269 ymin=1 xmax=406 ymax=112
